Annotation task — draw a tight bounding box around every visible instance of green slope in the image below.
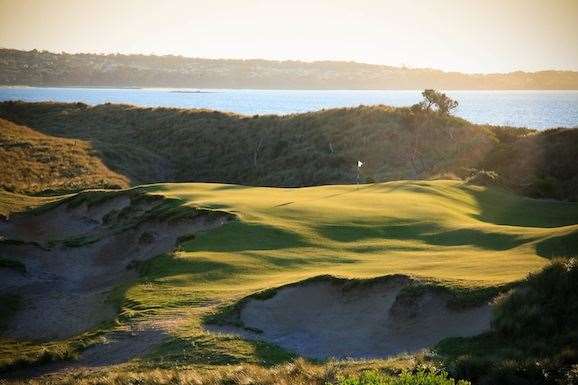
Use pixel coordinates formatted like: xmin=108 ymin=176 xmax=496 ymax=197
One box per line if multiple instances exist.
xmin=115 ymin=181 xmax=574 ymax=352
xmin=2 ymin=180 xmax=578 ymax=372
xmin=119 ymin=179 xmax=578 ymax=366
xmin=142 ymin=180 xmax=576 ymax=289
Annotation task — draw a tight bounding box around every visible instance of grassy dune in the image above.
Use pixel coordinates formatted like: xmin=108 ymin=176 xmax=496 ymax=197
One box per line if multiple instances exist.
xmin=0 ymin=118 xmax=129 ymax=195
xmin=0 ymin=102 xmax=491 ymax=190
xmin=2 ymin=102 xmax=577 ymax=200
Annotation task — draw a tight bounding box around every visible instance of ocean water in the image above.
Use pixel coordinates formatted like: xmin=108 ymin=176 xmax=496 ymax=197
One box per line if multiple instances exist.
xmin=1 ymin=87 xmax=577 ymax=129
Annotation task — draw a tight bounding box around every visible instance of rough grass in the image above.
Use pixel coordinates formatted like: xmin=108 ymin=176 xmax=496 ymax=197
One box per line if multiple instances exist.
xmin=0 ymin=102 xmax=495 ymax=191
xmin=2 ymin=101 xmax=577 ymax=200
xmin=436 ymin=258 xmax=578 ymax=385
xmin=8 ymin=356 xmax=460 ymax=385
xmin=0 ymin=329 xmax=109 ymax=373
xmin=0 ymin=190 xmax=59 ymax=218
xmin=333 ymin=370 xmax=470 ymax=385
xmin=0 ymin=117 xmax=129 ymax=195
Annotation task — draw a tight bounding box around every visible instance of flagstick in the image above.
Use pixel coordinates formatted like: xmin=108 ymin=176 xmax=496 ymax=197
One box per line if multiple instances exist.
xmin=356 ymin=160 xmax=362 ymax=185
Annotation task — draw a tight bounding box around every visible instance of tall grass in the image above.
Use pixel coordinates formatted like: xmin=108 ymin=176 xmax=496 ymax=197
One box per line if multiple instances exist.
xmin=14 ymin=358 xmax=470 ymax=385
xmin=0 ymin=117 xmax=128 ymax=195
xmin=2 ymin=101 xmax=577 ymax=200
xmin=0 ymin=102 xmax=493 ymax=191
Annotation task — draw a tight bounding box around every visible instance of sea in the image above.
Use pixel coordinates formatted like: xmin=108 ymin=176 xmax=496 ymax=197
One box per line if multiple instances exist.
xmin=1 ymin=87 xmax=577 ymax=130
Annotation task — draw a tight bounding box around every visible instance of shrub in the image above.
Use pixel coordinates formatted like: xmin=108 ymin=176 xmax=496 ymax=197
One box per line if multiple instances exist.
xmin=443 ymin=259 xmax=578 ymax=385
xmin=418 ymin=89 xmax=459 ymax=116
xmin=530 ymin=176 xmax=558 ymax=198
xmin=334 ymin=370 xmax=470 ymax=385
xmin=493 ymin=258 xmax=578 ymax=341
xmin=465 ymin=170 xmax=501 ymax=187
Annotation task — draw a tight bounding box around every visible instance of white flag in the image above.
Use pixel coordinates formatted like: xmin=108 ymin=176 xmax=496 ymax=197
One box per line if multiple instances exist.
xmin=357 ymin=160 xmax=363 ymax=168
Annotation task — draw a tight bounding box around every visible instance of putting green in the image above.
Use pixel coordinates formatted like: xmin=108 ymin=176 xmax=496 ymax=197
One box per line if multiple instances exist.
xmin=130 ymin=180 xmax=578 ymax=305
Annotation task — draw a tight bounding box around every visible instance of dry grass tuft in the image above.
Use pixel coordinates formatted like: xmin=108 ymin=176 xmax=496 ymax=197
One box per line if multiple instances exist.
xmin=11 ymin=357 xmax=425 ymax=385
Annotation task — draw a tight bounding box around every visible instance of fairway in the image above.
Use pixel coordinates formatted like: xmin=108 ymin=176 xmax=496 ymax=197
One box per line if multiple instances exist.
xmin=148 ymin=179 xmax=578 ymax=290
xmin=2 ymin=179 xmax=578 ymax=370
xmin=94 ymin=180 xmax=576 ymax=362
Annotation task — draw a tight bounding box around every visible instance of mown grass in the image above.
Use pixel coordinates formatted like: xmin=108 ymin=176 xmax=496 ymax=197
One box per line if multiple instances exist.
xmin=149 ymin=179 xmax=576 ymax=284
xmin=112 ymin=180 xmax=578 ymax=368
xmin=2 ymin=180 xmax=578 ymax=382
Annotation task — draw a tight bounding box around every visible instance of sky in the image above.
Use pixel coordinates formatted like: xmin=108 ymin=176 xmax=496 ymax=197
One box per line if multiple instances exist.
xmin=1 ymin=0 xmax=577 ymax=74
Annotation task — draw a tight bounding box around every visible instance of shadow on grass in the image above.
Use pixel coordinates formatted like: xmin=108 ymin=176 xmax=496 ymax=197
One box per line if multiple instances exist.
xmin=316 ymin=221 xmax=528 ymax=251
xmin=465 ymin=185 xmax=578 ymax=228
xmin=137 ymin=253 xmax=242 ymax=285
xmin=211 ymin=184 xmax=256 ymax=191
xmin=179 ymin=221 xmax=308 ymax=253
xmin=254 ymin=254 xmax=356 ymax=268
xmin=535 ymin=230 xmax=578 ymax=258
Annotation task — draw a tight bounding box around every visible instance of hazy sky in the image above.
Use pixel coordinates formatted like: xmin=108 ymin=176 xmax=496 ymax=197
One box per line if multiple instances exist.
xmin=1 ymin=0 xmax=577 ymax=73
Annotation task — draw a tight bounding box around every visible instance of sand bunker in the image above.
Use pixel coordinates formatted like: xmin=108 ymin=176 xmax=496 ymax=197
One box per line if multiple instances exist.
xmin=209 ymin=276 xmax=492 ymax=359
xmin=0 ymin=191 xmax=234 ymax=341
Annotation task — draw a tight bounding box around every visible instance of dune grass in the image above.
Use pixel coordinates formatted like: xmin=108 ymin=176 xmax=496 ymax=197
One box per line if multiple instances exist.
xmin=0 ymin=101 xmax=496 ymax=192
xmin=0 ymin=118 xmax=129 ymax=195
xmin=3 ymin=101 xmax=578 ymax=201
xmin=0 ymin=190 xmax=59 ymax=218
xmin=12 ymin=356 xmax=452 ymax=385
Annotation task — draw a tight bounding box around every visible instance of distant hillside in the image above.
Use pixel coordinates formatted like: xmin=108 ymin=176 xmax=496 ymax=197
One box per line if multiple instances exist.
xmin=0 ymin=117 xmax=128 ymax=194
xmin=1 ymin=48 xmax=578 ymax=90
xmin=0 ymin=101 xmax=577 ymax=200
